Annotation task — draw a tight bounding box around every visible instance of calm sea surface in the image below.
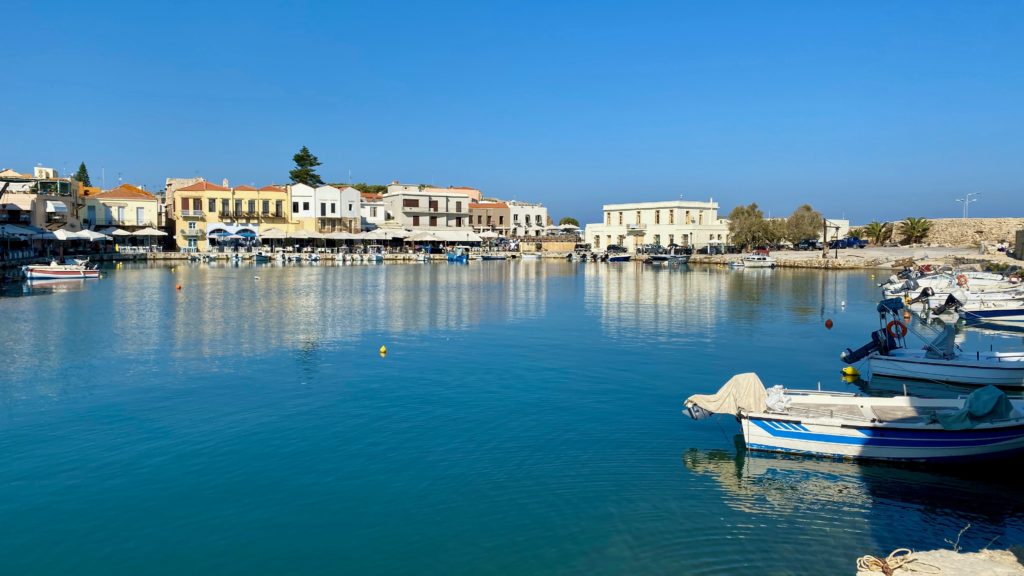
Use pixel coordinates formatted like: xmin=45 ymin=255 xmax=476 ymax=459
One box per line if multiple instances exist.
xmin=2 ymin=260 xmax=1024 ymax=575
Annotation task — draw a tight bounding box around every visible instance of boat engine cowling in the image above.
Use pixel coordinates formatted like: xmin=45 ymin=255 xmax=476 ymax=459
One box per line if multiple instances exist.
xmin=930 ymin=293 xmax=964 ymax=316
xmin=841 ymin=329 xmax=896 ymax=364
xmin=908 ymin=287 xmax=935 ymax=305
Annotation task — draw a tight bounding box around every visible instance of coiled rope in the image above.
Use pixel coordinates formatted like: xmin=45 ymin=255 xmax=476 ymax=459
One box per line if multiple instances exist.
xmin=856 ymin=549 xmax=941 ymax=575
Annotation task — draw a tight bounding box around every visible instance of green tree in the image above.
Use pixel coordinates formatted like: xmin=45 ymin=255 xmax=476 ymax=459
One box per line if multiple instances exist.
xmin=329 ymin=182 xmax=388 ymax=195
xmin=784 ymin=204 xmax=822 ymax=244
xmin=899 ymin=217 xmax=932 ymax=244
xmin=558 ymin=217 xmax=579 ymax=227
xmin=289 ymin=146 xmax=324 ymax=187
xmin=727 ymin=203 xmax=769 ymax=250
xmin=74 ymin=162 xmax=92 ymax=187
xmin=862 ymin=221 xmax=892 ymax=245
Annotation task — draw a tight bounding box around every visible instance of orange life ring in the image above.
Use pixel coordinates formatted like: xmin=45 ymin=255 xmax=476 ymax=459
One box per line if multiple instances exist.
xmin=886 ymin=320 xmax=908 ymax=339
xmin=956 ymin=274 xmax=968 ymax=287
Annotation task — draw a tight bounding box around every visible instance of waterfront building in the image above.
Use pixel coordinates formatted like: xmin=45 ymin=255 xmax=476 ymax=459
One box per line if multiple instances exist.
xmin=360 ymin=192 xmax=386 ymax=231
xmin=506 ymin=200 xmax=549 ymax=237
xmin=584 ymin=199 xmax=730 ymax=252
xmin=164 ymin=176 xmax=205 ymax=220
xmin=81 ymin=184 xmax=159 ymax=231
xmin=172 ymin=181 xmax=289 ymax=251
xmin=386 ymin=182 xmax=482 ymax=202
xmin=383 ymin=182 xmax=471 ymax=230
xmin=469 ymin=201 xmax=509 ymax=233
xmin=0 ymin=166 xmax=83 ymax=230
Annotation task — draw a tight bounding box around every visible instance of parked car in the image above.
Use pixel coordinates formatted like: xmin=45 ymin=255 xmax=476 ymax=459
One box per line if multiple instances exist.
xmin=828 ymin=237 xmax=868 ymax=249
xmin=796 ymin=239 xmax=822 ymax=251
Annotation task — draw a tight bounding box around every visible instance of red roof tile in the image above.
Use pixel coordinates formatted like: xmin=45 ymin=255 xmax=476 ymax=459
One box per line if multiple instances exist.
xmin=96 ymin=184 xmax=158 ymax=201
xmin=233 ymin=185 xmax=257 ymax=191
xmin=259 ymin=185 xmax=285 ymax=192
xmin=177 ymin=181 xmax=230 ymax=192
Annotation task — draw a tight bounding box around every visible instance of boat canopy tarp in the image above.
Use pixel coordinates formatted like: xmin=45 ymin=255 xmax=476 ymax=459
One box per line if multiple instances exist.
xmin=877 ymin=298 xmax=905 ymax=313
xmin=938 ymin=386 xmax=1015 ymax=430
xmin=924 ymin=325 xmax=957 ymax=360
xmin=684 ymin=373 xmax=767 ymax=419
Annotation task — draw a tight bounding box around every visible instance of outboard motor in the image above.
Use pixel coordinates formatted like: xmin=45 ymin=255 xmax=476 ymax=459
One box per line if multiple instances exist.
xmin=908 ymin=287 xmax=935 ymax=305
xmin=841 ymin=329 xmax=897 ymax=364
xmin=930 ymin=293 xmax=964 ymax=316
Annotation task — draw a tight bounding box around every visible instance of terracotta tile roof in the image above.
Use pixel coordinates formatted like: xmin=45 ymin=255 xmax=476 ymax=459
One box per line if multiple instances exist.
xmin=470 ymin=202 xmax=507 ymax=209
xmin=96 ymin=184 xmax=158 ymax=201
xmin=259 ymin=185 xmax=285 ymax=192
xmin=177 ymin=181 xmax=230 ymax=192
xmin=233 ymin=185 xmax=257 ymax=191
xmin=360 ymin=192 xmax=383 ymax=201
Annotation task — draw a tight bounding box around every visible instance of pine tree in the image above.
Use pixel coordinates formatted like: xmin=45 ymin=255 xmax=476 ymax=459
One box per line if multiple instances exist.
xmin=74 ymin=162 xmax=92 ymax=187
xmin=289 ymin=146 xmax=324 ymax=187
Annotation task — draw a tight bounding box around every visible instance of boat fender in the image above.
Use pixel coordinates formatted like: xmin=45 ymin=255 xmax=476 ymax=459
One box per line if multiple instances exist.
xmin=886 ymin=320 xmax=908 ymax=339
xmin=956 ymin=274 xmax=968 ymax=287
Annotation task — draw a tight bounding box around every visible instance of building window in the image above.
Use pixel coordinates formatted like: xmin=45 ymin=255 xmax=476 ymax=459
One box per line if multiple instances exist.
xmin=320 ymin=203 xmax=327 ymax=217
xmin=636 ymin=211 xmax=641 ymax=225
xmin=525 ymin=215 xmax=531 ymax=226
xmin=234 ymin=199 xmax=242 ymax=215
xmin=618 ymin=212 xmax=623 ymax=225
xmin=669 ymin=234 xmax=674 ymax=245
xmin=331 ymin=203 xmax=336 ymax=215
xmin=685 ymin=210 xmax=691 ymax=224
xmin=275 ymin=200 xmax=283 ymax=216
xmin=292 ymin=202 xmax=299 ymax=213
xmin=429 ymin=216 xmax=437 ymax=226
xmin=699 ymin=212 xmax=704 ymax=225
xmin=371 ymin=207 xmax=377 ymax=217
xmin=514 ymin=214 xmax=519 ymax=222
xmin=208 ymin=199 xmax=216 ymax=213
xmin=262 ymin=200 xmax=270 ymax=214
xmin=303 ymin=202 xmax=309 ymax=211
xmin=594 ymin=236 xmax=601 ymax=248
xmin=537 ymin=214 xmax=543 ymax=226
xmin=477 ymin=215 xmax=482 ymax=224
xmin=412 ymin=215 xmax=420 ymax=226
xmin=188 ymin=221 xmax=196 ymax=230
xmin=499 ymin=216 xmax=504 ymax=225
xmin=655 ymin=210 xmax=660 ymax=224
xmin=429 ymin=200 xmax=438 ymax=212
xmin=669 ymin=210 xmax=674 ymax=225
xmin=222 ymin=199 xmax=229 ymax=214
xmin=455 ymin=217 xmax=462 ymax=227
xmin=653 ymin=234 xmax=660 ymax=245
xmin=403 ymin=198 xmax=419 ymax=208
xmin=248 ymin=200 xmax=256 ymax=214
xmin=456 ymin=201 xmax=462 ymax=212
xmin=348 ymin=203 xmax=353 ymax=212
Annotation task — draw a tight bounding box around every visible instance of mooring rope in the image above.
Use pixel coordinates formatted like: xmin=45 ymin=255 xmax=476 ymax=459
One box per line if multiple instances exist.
xmin=856 ymin=549 xmax=941 ymax=575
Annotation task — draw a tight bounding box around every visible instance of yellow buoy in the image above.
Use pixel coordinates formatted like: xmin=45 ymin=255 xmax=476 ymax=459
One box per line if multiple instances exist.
xmin=379 ymin=345 xmax=387 ymax=356
xmin=841 ymin=366 xmax=859 ymax=377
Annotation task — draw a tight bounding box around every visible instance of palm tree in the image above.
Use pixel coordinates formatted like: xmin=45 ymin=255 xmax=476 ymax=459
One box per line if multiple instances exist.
xmin=899 ymin=217 xmax=932 ymax=244
xmin=861 ymin=221 xmax=891 ymax=245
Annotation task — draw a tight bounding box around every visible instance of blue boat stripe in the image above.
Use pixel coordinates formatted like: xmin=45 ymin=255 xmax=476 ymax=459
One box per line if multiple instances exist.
xmin=750 ymin=418 xmax=1024 ymax=448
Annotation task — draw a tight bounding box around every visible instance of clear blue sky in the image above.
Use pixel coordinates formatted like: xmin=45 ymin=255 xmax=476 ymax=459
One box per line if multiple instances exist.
xmin=3 ymin=1 xmax=1022 ymax=224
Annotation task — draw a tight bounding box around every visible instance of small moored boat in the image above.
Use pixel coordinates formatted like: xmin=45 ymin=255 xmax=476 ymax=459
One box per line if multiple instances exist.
xmin=684 ymin=373 xmax=1024 ymax=461
xmin=23 ymin=260 xmax=100 ymax=279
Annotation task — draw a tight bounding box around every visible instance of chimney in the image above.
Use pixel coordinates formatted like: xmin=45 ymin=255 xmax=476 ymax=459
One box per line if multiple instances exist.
xmin=222 ymin=178 xmax=229 ymax=188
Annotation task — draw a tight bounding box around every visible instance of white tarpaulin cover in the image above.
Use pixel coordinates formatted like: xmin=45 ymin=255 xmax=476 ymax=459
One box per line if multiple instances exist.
xmin=684 ymin=373 xmax=767 ymax=420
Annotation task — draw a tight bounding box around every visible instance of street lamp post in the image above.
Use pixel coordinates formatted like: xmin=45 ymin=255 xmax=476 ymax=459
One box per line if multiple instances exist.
xmin=955 ymin=192 xmax=980 ymax=219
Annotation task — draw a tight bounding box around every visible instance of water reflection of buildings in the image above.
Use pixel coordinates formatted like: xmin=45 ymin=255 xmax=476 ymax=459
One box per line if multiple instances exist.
xmin=148 ymin=261 xmax=571 ymax=357
xmin=585 ymin=265 xmax=853 ymax=340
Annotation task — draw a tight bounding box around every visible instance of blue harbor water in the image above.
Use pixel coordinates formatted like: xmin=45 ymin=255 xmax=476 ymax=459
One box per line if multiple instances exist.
xmin=2 ymin=261 xmax=1024 ymax=575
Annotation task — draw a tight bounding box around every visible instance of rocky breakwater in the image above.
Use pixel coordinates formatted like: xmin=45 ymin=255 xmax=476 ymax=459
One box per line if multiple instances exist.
xmin=689 ymin=253 xmax=890 ymax=269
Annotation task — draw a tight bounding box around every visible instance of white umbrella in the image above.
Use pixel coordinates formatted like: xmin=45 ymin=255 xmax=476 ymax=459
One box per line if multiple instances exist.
xmin=288 ymin=230 xmax=311 ymax=239
xmin=559 ymin=223 xmax=580 ymax=230
xmin=260 ymin=228 xmax=287 ymax=239
xmin=478 ymin=231 xmax=499 ymax=239
xmin=133 ymin=227 xmax=168 ymax=236
xmin=51 ymin=229 xmax=81 ymax=241
xmin=361 ymin=229 xmax=389 ymax=240
xmin=407 ymin=231 xmax=442 ymax=242
xmin=99 ymin=227 xmax=133 ymax=236
xmin=326 ymin=231 xmax=357 ymax=240
xmin=77 ymin=229 xmax=111 ymax=241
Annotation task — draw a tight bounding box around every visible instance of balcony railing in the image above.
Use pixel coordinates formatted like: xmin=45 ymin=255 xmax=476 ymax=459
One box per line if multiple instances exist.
xmin=180 ymin=210 xmax=205 ymax=218
xmin=180 ymin=228 xmax=206 ymax=238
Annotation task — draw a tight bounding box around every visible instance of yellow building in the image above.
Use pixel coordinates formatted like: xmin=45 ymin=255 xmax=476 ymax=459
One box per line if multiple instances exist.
xmin=173 ymin=181 xmax=290 ymax=251
xmin=81 ymin=184 xmax=159 ymax=231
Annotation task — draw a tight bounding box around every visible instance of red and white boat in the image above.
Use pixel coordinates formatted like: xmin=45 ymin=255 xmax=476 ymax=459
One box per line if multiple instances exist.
xmin=22 ymin=260 xmax=100 ymax=279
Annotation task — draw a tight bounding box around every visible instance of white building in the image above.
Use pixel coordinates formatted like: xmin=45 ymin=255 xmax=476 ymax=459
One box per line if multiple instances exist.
xmin=584 ymin=199 xmax=730 ymax=252
xmin=360 ymin=192 xmax=386 ymax=230
xmin=506 ymin=201 xmax=549 ymax=237
xmin=383 ymin=183 xmax=471 ymax=230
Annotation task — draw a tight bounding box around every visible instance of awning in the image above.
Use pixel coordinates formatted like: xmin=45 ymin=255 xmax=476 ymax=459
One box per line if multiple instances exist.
xmin=236 ymin=229 xmax=257 ymax=238
xmin=45 ymin=201 xmax=68 ymax=213
xmin=0 ymin=224 xmax=36 ymax=237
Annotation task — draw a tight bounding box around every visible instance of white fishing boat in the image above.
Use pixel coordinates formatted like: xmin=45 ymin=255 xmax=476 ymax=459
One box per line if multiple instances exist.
xmin=520 ymin=252 xmax=542 ymax=260
xmin=741 ymin=250 xmax=775 ymax=268
xmin=22 ymin=260 xmax=100 ymax=279
xmin=648 ymin=244 xmax=690 ymax=265
xmin=684 ymin=373 xmax=1024 ymax=461
xmin=841 ymin=298 xmax=1024 ymax=387
xmin=882 ymin=270 xmax=1016 ymax=298
xmin=365 ymin=245 xmax=385 ymax=263
xmin=960 ymin=299 xmax=1024 ymax=329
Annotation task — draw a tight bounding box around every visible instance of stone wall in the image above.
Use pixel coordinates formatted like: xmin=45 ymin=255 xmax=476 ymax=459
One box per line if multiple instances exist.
xmin=887 ymin=218 xmax=1024 ymax=247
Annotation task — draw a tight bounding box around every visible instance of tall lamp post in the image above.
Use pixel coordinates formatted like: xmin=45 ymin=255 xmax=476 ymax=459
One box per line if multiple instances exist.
xmin=955 ymin=192 xmax=979 ymax=219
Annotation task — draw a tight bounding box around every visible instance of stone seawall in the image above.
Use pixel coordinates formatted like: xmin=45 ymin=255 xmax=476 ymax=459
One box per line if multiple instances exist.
xmin=887 ymin=217 xmax=1024 ymax=246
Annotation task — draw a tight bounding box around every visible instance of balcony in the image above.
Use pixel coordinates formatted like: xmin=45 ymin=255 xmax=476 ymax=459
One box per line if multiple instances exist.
xmin=180 ymin=228 xmax=206 ymax=238
xmin=626 ymin=224 xmax=647 ymax=236
xmin=180 ymin=210 xmax=205 ymax=218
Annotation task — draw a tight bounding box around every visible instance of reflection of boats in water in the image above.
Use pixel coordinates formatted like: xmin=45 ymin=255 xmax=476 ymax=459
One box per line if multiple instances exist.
xmin=683 ymin=447 xmax=1024 ymax=526
xmin=22 ymin=278 xmax=88 ymax=293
